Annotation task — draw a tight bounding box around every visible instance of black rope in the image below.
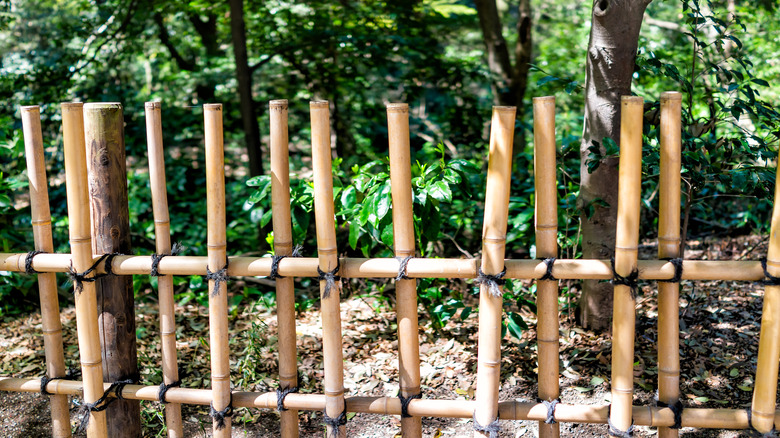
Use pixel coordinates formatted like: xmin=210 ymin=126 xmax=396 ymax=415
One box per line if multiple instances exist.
xmin=322 ymin=408 xmax=347 ymax=437
xmin=317 ymin=259 xmax=341 ymax=299
xmin=150 ymin=242 xmax=182 ymax=277
xmin=209 ymin=395 xmax=234 ymax=430
xmin=475 ymin=267 xmax=507 ymax=298
xmin=268 ymin=244 xmax=303 ymax=280
xmin=398 ymin=392 xmax=421 ymax=418
xmin=538 ymin=398 xmax=559 ymax=424
xmin=40 ymin=368 xmax=80 ymax=396
xmin=539 ymin=257 xmax=557 ymax=281
xmin=75 ymin=378 xmax=135 ymax=434
xmin=205 ymin=259 xmax=229 ymax=297
xmin=396 ymin=256 xmax=413 ymax=281
xmin=472 ymin=412 xmax=501 ymax=438
xmin=658 ymin=258 xmax=684 ymax=283
xmin=276 ymin=386 xmax=298 ymax=411
xmin=747 ymin=407 xmax=779 ymax=437
xmin=158 ymin=380 xmax=181 ymax=404
xmin=610 ymin=258 xmax=639 ymax=300
xmin=760 ymin=258 xmax=780 ymax=286
xmin=25 ymin=250 xmax=45 ymax=275
xmin=657 ymin=399 xmax=683 ymax=429
xmin=68 ymin=253 xmax=119 ymax=293
xmin=607 ymin=405 xmax=635 ymax=437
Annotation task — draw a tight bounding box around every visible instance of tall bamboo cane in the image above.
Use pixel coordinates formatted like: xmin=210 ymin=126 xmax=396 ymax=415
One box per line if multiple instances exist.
xmin=269 ymin=99 xmax=300 ymax=437
xmin=473 ymin=106 xmax=516 ymax=437
xmin=609 ymin=96 xmax=644 ymax=434
xmin=310 ymin=100 xmax=346 ymax=438
xmin=657 ymin=92 xmax=682 ymax=438
xmin=61 ymin=102 xmax=108 ymax=437
xmin=387 ymin=103 xmax=423 ymax=437
xmin=145 ymin=102 xmax=184 ymax=438
xmin=204 ymin=104 xmax=232 ymax=437
xmin=533 ymin=97 xmax=560 ymax=438
xmin=21 ymin=105 xmax=71 ymax=438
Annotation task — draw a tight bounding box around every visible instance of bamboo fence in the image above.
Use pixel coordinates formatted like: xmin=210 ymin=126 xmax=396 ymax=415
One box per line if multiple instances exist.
xmin=3 ymin=94 xmax=780 ymax=437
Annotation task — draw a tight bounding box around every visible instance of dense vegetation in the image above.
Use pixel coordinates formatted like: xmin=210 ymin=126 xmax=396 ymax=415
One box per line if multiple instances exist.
xmin=0 ymin=0 xmax=779 ymax=333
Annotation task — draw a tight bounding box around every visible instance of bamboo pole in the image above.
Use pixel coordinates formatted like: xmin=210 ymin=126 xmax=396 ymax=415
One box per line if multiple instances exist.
xmin=533 ymin=97 xmax=560 ymax=438
xmin=21 ymin=105 xmax=71 ymax=438
xmin=609 ymin=96 xmax=644 ymax=434
xmin=657 ymin=91 xmax=682 ymax=438
xmin=387 ymin=103 xmax=422 ymax=438
xmin=473 ymin=106 xmax=516 ymax=437
xmin=204 ymin=104 xmax=232 ymax=437
xmin=145 ymin=102 xmax=184 ymax=438
xmin=269 ymin=99 xmax=300 ymax=438
xmin=751 ymin=117 xmax=780 ymax=433
xmin=61 ymin=102 xmax=108 ymax=437
xmin=310 ymin=100 xmax=346 ymax=438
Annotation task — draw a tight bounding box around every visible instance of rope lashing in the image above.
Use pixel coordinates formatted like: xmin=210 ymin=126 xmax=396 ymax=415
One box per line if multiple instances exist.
xmin=395 ymin=255 xmax=413 ymax=281
xmin=760 ymin=258 xmax=780 ymax=286
xmin=472 ymin=412 xmax=501 ymax=438
xmin=607 ymin=405 xmax=635 ymax=437
xmin=538 ymin=398 xmax=559 ymax=424
xmin=317 ymin=259 xmax=341 ymax=299
xmin=657 ymin=399 xmax=683 ymax=429
xmin=610 ymin=258 xmax=639 ymax=300
xmin=658 ymin=258 xmax=684 ymax=283
xmin=40 ymin=368 xmax=80 ymax=396
xmin=269 ymin=245 xmax=302 ymax=280
xmin=398 ymin=392 xmax=421 ymax=418
xmin=158 ymin=380 xmax=181 ymax=404
xmin=209 ymin=395 xmax=234 ymax=430
xmin=322 ymin=408 xmax=347 ymax=438
xmin=76 ymin=378 xmax=135 ymax=434
xmin=205 ymin=259 xmax=229 ymax=297
xmin=150 ymin=242 xmax=183 ymax=277
xmin=276 ymin=386 xmax=298 ymax=411
xmin=68 ymin=253 xmax=119 ymax=293
xmin=539 ymin=257 xmax=557 ymax=281
xmin=747 ymin=408 xmax=779 ymax=438
xmin=25 ymin=250 xmax=45 ymax=275
xmin=475 ymin=266 xmax=507 ymax=298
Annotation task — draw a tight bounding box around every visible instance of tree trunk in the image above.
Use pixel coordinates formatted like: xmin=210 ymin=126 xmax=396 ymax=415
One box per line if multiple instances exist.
xmin=578 ymin=0 xmax=651 ymax=330
xmin=229 ymin=0 xmax=263 ymax=177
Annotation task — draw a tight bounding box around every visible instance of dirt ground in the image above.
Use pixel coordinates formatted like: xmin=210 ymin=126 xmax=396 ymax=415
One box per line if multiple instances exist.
xmin=0 ymin=236 xmax=771 ymax=437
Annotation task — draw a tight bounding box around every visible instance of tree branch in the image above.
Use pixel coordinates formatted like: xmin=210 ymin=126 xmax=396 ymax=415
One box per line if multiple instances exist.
xmin=154 ymin=12 xmax=197 ymax=71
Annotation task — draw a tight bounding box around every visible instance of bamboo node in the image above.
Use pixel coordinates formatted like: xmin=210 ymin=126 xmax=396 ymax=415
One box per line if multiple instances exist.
xmin=323 ymin=408 xmax=347 ymax=437
xmin=150 ymin=242 xmax=183 ymax=277
xmin=747 ymin=408 xmax=778 ymax=437
xmin=276 ymin=386 xmax=298 ymax=411
xmin=205 ymin=259 xmax=229 ymax=296
xmin=538 ymin=257 xmax=557 ymax=281
xmin=317 ymin=259 xmax=341 ymax=299
xmin=158 ymin=380 xmax=181 ymax=404
xmin=24 ymin=250 xmax=45 ymax=275
xmin=476 ymin=267 xmax=506 ymax=298
xmin=209 ymin=396 xmax=234 ymax=430
xmin=537 ymin=398 xmax=559 ymax=424
xmin=610 ymin=258 xmax=639 ymax=300
xmin=398 ymin=392 xmax=421 ymax=418
xmin=395 ymin=255 xmax=413 ymax=281
xmin=472 ymin=412 xmax=500 ymax=438
xmin=656 ymin=399 xmax=683 ymax=429
xmin=658 ymin=258 xmax=684 ymax=283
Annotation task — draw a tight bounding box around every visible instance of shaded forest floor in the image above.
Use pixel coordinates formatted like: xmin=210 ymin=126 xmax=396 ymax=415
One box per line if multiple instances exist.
xmin=0 ymin=236 xmax=771 ymax=437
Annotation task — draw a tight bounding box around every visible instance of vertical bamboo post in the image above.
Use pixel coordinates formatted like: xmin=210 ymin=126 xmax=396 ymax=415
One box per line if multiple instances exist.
xmin=751 ymin=119 xmax=780 ymax=432
xmin=657 ymin=92 xmax=682 ymax=438
xmin=145 ymin=102 xmax=184 ymax=438
xmin=609 ymin=96 xmax=644 ymax=433
xmin=204 ymin=104 xmax=232 ymax=437
xmin=310 ymin=100 xmax=346 ymax=438
xmin=269 ymin=99 xmax=300 ymax=437
xmin=533 ymin=97 xmax=560 ymax=438
xmin=61 ymin=102 xmax=108 ymax=437
xmin=21 ymin=106 xmax=71 ymax=438
xmin=387 ymin=103 xmax=422 ymax=437
xmin=83 ymin=103 xmax=142 ymax=436
xmin=473 ymin=106 xmax=516 ymax=437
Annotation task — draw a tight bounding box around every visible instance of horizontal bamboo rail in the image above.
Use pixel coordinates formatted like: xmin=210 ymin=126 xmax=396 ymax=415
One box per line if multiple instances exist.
xmin=1 ymin=253 xmax=769 ymax=281
xmin=0 ymin=377 xmax=773 ymax=429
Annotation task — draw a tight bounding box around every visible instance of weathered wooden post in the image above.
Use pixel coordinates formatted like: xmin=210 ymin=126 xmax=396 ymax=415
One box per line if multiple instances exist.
xmin=83 ymin=103 xmax=142 ymax=437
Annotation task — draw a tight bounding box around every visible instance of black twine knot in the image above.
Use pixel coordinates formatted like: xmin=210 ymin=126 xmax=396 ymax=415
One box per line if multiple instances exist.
xmin=158 ymin=380 xmax=181 ymax=404
xmin=610 ymin=258 xmax=639 ymax=300
xmin=76 ymin=378 xmax=135 ymax=434
xmin=150 ymin=243 xmax=182 ymax=277
xmin=68 ymin=253 xmax=119 ymax=293
xmin=657 ymin=399 xmax=683 ymax=429
xmin=760 ymin=259 xmax=780 ymax=286
xmin=607 ymin=405 xmax=635 ymax=438
xmin=398 ymin=392 xmax=421 ymax=418
xmin=396 ymin=256 xmax=413 ymax=281
xmin=472 ymin=412 xmax=501 ymax=438
xmin=658 ymin=258 xmax=684 ymax=283
xmin=317 ymin=259 xmax=341 ymax=299
xmin=209 ymin=397 xmax=234 ymax=430
xmin=205 ymin=259 xmax=229 ymax=297
xmin=41 ymin=367 xmax=82 ymax=395
xmin=269 ymin=244 xmax=303 ymax=280
xmin=747 ymin=407 xmax=779 ymax=437
xmin=476 ymin=267 xmax=507 ymax=298
xmin=25 ymin=250 xmax=45 ymax=275
xmin=322 ymin=408 xmax=347 ymax=437
xmin=276 ymin=386 xmax=298 ymax=411
xmin=539 ymin=257 xmax=557 ymax=281
xmin=538 ymin=398 xmax=559 ymax=424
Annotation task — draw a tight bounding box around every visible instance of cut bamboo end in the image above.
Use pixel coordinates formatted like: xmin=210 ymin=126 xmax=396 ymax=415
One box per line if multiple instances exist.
xmin=386 ymin=103 xmax=408 ymax=113
xmin=270 ymin=99 xmax=288 ymax=109
xmin=661 ymin=91 xmax=683 ymax=101
xmin=145 ymin=101 xmax=161 ymax=110
xmin=310 ymin=100 xmax=329 ymax=108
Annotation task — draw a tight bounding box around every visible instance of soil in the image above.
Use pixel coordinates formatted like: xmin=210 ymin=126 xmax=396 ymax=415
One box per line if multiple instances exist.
xmin=0 ymin=236 xmax=770 ymax=437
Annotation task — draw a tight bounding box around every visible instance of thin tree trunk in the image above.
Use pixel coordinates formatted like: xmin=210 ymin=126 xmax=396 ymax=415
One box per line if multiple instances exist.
xmin=578 ymin=0 xmax=651 ymax=330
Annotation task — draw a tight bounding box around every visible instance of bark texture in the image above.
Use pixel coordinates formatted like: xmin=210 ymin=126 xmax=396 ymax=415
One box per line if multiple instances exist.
xmin=579 ymin=0 xmax=651 ymax=330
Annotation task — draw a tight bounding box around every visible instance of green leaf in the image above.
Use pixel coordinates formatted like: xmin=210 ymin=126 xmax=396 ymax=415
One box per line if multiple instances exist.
xmin=375 ymin=183 xmax=392 ymax=221
xmin=381 ymin=224 xmax=394 ymax=248
xmin=349 ymin=220 xmax=360 ymax=249
xmin=729 ymin=368 xmax=739 ymax=377
xmin=590 ymin=376 xmax=605 ymax=386
xmin=505 ymin=311 xmax=527 ymax=340
xmin=341 ymin=185 xmax=357 ymax=208
xmin=427 ymin=180 xmax=452 ymax=202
